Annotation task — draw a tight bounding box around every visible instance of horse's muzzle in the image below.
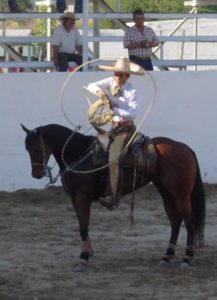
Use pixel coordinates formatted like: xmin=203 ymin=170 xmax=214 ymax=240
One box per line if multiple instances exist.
xmin=32 ymin=169 xmax=46 ymax=179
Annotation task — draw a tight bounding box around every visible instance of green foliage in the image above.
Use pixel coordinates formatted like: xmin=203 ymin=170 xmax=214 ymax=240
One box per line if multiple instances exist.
xmin=99 ymin=0 xmax=189 ymax=28
xmin=197 ymin=5 xmax=217 ymax=13
xmin=98 ymin=0 xmax=120 ymax=29
xmin=32 ymin=5 xmax=57 ymax=36
xmin=32 ymin=5 xmax=58 ymax=59
xmin=99 ymin=0 xmax=217 ymax=28
xmin=0 ymin=0 xmax=32 ymax=12
xmin=106 ymin=0 xmax=217 ymax=14
xmin=0 ymin=0 xmax=8 ymax=11
xmin=120 ymin=0 xmax=188 ymax=13
xmin=0 ymin=0 xmax=33 ymax=27
xmin=18 ymin=0 xmax=32 ymax=11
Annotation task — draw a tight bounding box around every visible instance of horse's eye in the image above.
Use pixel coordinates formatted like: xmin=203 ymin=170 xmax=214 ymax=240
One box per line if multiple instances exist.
xmin=32 ymin=147 xmax=42 ymax=155
xmin=26 ymin=145 xmax=41 ymax=156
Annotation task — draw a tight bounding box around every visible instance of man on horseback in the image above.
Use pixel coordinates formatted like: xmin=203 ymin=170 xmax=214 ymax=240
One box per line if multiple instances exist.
xmin=87 ymin=57 xmax=145 ymax=210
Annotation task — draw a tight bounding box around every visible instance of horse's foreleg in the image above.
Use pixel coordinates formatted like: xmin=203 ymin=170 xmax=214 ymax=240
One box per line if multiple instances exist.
xmin=72 ymin=193 xmax=93 ymax=263
xmin=79 ymin=224 xmax=94 ymax=260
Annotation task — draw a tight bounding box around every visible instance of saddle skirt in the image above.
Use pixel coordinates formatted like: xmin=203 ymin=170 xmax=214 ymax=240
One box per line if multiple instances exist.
xmin=93 ymin=132 xmax=157 ymax=175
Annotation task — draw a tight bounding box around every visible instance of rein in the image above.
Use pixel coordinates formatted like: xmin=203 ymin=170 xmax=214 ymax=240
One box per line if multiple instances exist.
xmin=32 ymin=135 xmax=60 ymax=185
xmin=60 ymin=126 xmax=97 ymax=179
xmin=61 ymin=125 xmax=81 ymax=168
xmin=130 ymin=159 xmax=137 ymax=226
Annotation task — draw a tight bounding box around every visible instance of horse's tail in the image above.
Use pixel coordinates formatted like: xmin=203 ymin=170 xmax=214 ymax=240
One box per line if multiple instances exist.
xmin=191 ymin=152 xmax=206 ymax=247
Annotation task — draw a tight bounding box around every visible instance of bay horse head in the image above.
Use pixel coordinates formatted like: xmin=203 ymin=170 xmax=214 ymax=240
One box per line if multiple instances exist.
xmin=21 ymin=124 xmax=52 ymax=179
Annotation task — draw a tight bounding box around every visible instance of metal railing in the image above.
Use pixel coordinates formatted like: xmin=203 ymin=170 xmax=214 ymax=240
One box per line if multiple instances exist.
xmin=0 ymin=12 xmax=217 ymax=71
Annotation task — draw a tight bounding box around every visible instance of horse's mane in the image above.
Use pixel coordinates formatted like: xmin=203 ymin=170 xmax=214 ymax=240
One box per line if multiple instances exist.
xmin=38 ymin=124 xmax=94 ymax=157
xmin=40 ymin=124 xmax=75 ymax=144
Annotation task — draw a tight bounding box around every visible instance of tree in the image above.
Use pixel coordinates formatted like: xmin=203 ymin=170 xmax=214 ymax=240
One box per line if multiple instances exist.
xmin=0 ymin=0 xmax=32 ymax=12
xmin=32 ymin=5 xmax=57 ymax=60
xmin=120 ymin=0 xmax=188 ymax=13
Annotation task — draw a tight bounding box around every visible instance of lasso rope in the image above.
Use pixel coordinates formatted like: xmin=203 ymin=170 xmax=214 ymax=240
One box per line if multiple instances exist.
xmin=59 ymin=58 xmax=114 ymax=128
xmin=59 ymin=58 xmax=157 ymax=174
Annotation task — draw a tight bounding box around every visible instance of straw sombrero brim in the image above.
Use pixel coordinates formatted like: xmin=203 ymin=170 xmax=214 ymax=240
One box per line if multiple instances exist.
xmin=59 ymin=12 xmax=78 ymax=21
xmin=99 ymin=61 xmax=146 ymax=76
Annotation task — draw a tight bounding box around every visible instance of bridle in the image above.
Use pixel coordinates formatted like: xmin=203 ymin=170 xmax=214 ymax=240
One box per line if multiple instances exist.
xmin=30 ymin=135 xmax=47 ymax=169
xmin=30 ymin=133 xmax=59 ymax=185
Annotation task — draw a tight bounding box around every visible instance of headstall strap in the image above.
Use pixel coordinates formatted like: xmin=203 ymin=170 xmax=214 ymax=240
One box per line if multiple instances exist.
xmin=31 ymin=133 xmax=59 ymax=185
xmin=31 ymin=135 xmax=46 ymax=168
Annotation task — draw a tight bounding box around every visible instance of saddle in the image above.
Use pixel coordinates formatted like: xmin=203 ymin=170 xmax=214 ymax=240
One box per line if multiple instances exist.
xmin=92 ymin=131 xmax=157 ymax=175
xmin=125 ymin=133 xmax=157 ymax=174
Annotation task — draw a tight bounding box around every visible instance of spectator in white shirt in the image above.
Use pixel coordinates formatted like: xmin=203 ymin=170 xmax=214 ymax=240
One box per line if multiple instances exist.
xmin=51 ymin=12 xmax=82 ymax=72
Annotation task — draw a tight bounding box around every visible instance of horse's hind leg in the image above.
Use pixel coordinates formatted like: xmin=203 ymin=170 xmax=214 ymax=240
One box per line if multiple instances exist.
xmin=160 ymin=202 xmax=182 ymax=265
xmin=181 ymin=208 xmax=195 ymax=268
xmin=155 ymin=183 xmax=182 ymax=266
xmin=176 ymin=196 xmax=195 ymax=268
xmin=160 ymin=217 xmax=182 ymax=266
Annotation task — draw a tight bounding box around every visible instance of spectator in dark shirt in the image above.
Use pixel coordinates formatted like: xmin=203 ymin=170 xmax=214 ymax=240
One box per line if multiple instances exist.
xmin=123 ymin=9 xmax=159 ymax=71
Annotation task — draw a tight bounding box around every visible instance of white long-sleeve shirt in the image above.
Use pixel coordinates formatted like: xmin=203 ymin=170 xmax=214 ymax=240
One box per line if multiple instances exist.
xmin=51 ymin=24 xmax=82 ymax=54
xmin=87 ymin=77 xmax=140 ymax=122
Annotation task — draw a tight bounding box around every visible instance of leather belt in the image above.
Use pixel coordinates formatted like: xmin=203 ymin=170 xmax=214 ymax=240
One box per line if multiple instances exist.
xmin=112 ymin=120 xmax=134 ymax=128
xmin=129 ymin=55 xmax=150 ymax=60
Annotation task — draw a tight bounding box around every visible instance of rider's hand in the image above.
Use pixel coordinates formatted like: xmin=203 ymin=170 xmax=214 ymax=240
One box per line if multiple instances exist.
xmin=108 ymin=99 xmax=116 ymax=109
xmin=96 ymin=90 xmax=107 ymax=98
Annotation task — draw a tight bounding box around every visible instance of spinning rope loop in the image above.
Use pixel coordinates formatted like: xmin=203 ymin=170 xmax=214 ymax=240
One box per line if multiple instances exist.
xmin=59 ymin=58 xmax=157 ymax=174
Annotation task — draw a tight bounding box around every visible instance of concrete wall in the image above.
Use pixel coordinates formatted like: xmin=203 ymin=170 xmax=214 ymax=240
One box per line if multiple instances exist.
xmin=1 ymin=71 xmax=216 ymax=191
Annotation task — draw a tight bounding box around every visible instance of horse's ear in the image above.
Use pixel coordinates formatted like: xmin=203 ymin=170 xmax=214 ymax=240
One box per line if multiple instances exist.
xmin=21 ymin=123 xmax=31 ymax=135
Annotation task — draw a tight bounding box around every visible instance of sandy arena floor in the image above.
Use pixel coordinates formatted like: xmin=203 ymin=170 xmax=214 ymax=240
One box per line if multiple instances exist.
xmin=0 ymin=184 xmax=216 ymax=299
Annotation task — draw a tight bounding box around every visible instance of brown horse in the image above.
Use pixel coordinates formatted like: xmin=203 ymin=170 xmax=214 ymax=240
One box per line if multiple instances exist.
xmin=21 ymin=123 xmax=205 ymax=269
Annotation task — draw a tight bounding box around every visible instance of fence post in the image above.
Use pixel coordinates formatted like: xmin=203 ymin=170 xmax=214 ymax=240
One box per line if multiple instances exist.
xmin=82 ymin=0 xmax=89 ymax=71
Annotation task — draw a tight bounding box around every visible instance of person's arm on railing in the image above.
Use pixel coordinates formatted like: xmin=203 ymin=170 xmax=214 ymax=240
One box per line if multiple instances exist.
xmin=52 ymin=45 xmax=59 ymax=68
xmin=76 ymin=45 xmax=83 ymax=56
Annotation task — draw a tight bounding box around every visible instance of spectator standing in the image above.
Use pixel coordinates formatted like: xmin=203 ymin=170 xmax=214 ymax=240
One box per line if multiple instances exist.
xmin=74 ymin=0 xmax=83 ymax=13
xmin=56 ymin=0 xmax=83 ymax=13
xmin=56 ymin=0 xmax=66 ymax=12
xmin=8 ymin=0 xmax=67 ymax=13
xmin=8 ymin=0 xmax=21 ymax=12
xmin=123 ymin=9 xmax=159 ymax=71
xmin=51 ymin=12 xmax=83 ymax=72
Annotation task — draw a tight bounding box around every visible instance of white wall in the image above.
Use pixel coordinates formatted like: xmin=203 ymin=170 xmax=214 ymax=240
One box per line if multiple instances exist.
xmin=1 ymin=71 xmax=217 ymax=191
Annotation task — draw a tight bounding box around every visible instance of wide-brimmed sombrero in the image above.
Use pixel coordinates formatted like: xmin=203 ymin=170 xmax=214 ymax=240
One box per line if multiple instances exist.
xmin=59 ymin=12 xmax=78 ymax=21
xmin=99 ymin=57 xmax=146 ymax=76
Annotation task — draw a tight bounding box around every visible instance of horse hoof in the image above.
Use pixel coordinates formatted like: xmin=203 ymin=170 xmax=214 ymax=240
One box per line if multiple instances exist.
xmin=180 ymin=262 xmax=190 ymax=269
xmin=72 ymin=260 xmax=88 ymax=272
xmin=159 ymin=259 xmax=170 ymax=267
xmin=159 ymin=256 xmax=170 ymax=267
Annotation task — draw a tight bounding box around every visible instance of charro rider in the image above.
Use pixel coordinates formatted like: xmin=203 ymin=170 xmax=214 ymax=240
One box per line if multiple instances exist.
xmin=87 ymin=57 xmax=145 ymax=211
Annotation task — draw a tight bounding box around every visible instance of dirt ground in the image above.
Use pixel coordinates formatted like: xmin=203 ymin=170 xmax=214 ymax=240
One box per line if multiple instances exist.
xmin=0 ymin=183 xmax=217 ymax=300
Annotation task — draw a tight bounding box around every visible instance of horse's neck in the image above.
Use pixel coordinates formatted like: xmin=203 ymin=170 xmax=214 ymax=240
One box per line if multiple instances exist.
xmin=50 ymin=132 xmax=94 ymax=170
